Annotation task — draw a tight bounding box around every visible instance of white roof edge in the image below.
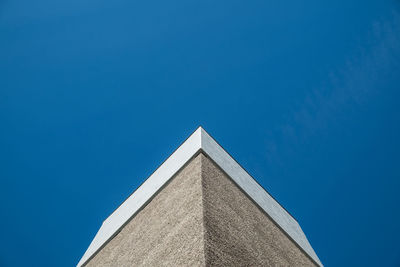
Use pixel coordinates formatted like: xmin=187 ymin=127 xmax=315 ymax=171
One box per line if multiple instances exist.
xmin=77 ymin=127 xmax=322 ymax=267
xmin=200 ymin=128 xmax=322 ymax=266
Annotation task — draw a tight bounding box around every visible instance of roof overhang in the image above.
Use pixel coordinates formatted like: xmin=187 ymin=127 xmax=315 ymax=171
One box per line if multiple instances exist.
xmin=77 ymin=127 xmax=322 ymax=266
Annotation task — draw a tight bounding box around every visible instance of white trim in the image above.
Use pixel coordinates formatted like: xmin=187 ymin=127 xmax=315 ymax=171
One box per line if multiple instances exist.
xmin=200 ymin=128 xmax=322 ymax=266
xmin=77 ymin=127 xmax=322 ymax=266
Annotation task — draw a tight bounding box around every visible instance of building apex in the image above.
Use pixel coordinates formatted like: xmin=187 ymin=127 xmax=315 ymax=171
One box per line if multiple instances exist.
xmin=77 ymin=127 xmax=322 ymax=267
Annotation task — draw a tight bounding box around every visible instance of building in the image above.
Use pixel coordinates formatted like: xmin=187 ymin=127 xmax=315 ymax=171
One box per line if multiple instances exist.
xmin=77 ymin=127 xmax=322 ymax=266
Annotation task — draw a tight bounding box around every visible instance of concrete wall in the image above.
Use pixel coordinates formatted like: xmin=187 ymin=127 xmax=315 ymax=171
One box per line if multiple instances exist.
xmin=85 ymin=153 xmax=316 ymax=266
xmin=86 ymin=154 xmax=205 ymax=267
xmin=201 ymin=154 xmax=317 ymax=267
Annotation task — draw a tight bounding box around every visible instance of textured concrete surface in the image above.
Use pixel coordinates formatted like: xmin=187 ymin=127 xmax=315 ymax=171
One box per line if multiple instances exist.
xmin=79 ymin=127 xmax=321 ymax=266
xmin=86 ymin=154 xmax=205 ymax=267
xmin=85 ymin=153 xmax=317 ymax=266
xmin=78 ymin=128 xmax=202 ymax=267
xmin=201 ymin=154 xmax=317 ymax=267
xmin=201 ymin=128 xmax=322 ymax=266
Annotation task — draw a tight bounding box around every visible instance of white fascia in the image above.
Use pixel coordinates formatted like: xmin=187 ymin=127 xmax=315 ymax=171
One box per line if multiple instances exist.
xmin=77 ymin=127 xmax=322 ymax=267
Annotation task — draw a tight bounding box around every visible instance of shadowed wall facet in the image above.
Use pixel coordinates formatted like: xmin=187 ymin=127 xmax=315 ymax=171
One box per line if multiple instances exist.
xmin=85 ymin=153 xmax=317 ymax=266
xmin=201 ymin=154 xmax=317 ymax=267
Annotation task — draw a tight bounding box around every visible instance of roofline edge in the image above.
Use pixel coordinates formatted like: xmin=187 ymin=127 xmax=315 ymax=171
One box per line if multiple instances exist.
xmin=77 ymin=126 xmax=322 ymax=267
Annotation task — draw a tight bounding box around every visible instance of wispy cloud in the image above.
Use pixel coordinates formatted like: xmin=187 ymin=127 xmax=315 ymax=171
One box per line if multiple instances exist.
xmin=264 ymin=10 xmax=400 ymax=167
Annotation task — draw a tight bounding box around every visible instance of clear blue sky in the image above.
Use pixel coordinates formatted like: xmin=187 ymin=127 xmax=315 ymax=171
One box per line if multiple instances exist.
xmin=1 ymin=0 xmax=400 ymax=266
